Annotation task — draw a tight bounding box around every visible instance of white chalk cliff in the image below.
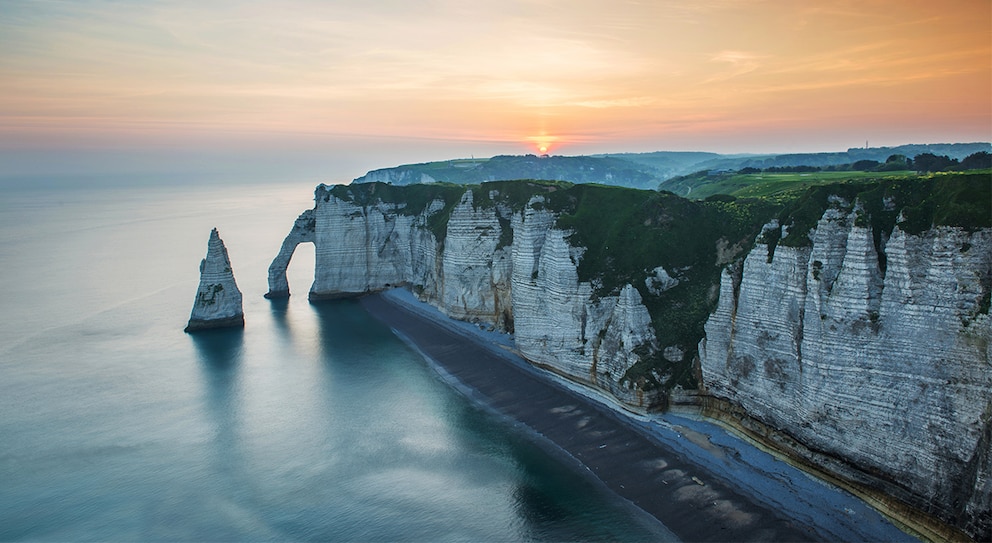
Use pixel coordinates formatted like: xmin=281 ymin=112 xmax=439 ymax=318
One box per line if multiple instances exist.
xmin=185 ymin=228 xmax=244 ymax=332
xmin=699 ymin=198 xmax=992 ymax=541
xmin=268 ymin=182 xmax=991 ymax=540
xmin=268 ymin=184 xmax=666 ymax=407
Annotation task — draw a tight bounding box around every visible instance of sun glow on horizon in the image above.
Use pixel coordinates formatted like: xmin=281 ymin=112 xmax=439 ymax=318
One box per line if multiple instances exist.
xmin=526 ymin=133 xmax=561 ymax=155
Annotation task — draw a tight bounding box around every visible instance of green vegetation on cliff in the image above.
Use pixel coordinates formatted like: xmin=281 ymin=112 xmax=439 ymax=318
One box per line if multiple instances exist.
xmin=544 ymin=185 xmax=778 ymax=391
xmin=355 ymin=154 xmax=663 ymax=189
xmin=767 ymin=171 xmax=991 ymax=248
xmin=661 ymin=169 xmax=919 ymax=200
xmin=320 ymin=181 xmax=467 ymax=242
xmin=323 ymin=170 xmax=989 ymax=395
xmin=352 ymin=143 xmax=989 ymax=191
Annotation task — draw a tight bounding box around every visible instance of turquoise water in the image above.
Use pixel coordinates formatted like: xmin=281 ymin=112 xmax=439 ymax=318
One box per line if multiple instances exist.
xmin=0 ymin=178 xmax=665 ymax=541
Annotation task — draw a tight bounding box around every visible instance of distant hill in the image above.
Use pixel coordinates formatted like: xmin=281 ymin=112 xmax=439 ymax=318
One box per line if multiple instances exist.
xmin=673 ymin=142 xmax=991 ymax=174
xmin=352 ymin=143 xmax=991 ymax=190
xmin=354 ymin=154 xmax=663 ymax=190
xmin=594 ymin=151 xmax=723 ymax=180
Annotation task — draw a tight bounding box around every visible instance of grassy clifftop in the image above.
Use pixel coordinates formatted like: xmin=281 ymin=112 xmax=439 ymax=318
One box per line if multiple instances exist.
xmin=765 ymin=172 xmax=991 ymax=248
xmin=321 ymin=180 xmax=778 ymax=391
xmin=320 ymin=172 xmax=989 ymax=393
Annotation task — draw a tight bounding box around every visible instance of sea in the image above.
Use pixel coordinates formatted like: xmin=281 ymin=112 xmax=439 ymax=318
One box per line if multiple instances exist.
xmin=0 ymin=175 xmax=668 ymax=541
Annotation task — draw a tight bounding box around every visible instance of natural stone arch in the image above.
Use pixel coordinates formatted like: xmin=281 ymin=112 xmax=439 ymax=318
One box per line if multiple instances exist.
xmin=265 ymin=209 xmax=316 ymax=298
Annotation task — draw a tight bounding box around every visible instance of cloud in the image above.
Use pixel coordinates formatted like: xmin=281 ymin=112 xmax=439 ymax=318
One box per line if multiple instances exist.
xmin=0 ymin=0 xmax=987 ymax=155
xmin=708 ymin=50 xmax=764 ymax=80
xmin=570 ymin=97 xmax=656 ymax=109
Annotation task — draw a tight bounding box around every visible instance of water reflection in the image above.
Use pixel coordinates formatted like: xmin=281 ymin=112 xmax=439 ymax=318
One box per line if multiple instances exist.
xmin=191 ymin=328 xmax=244 ymax=370
xmin=311 ymin=299 xmax=383 ymax=346
xmin=324 ymin=298 xmax=671 ymax=542
xmin=266 ymin=296 xmax=291 ymax=337
xmin=191 ymin=328 xmax=244 ymax=475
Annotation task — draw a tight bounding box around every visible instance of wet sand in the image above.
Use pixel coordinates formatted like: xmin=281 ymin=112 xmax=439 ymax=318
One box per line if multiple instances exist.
xmin=360 ymin=293 xmax=825 ymax=542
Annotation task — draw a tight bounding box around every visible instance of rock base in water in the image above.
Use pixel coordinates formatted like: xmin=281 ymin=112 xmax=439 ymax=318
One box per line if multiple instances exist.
xmin=184 ymin=315 xmax=245 ymax=333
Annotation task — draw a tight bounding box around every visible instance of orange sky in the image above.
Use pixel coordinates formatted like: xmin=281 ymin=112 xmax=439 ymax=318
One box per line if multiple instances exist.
xmin=0 ymin=0 xmax=989 ymax=177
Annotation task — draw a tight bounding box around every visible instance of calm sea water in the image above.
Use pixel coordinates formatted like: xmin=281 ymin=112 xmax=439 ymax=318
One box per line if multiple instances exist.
xmin=0 ymin=177 xmax=666 ymax=541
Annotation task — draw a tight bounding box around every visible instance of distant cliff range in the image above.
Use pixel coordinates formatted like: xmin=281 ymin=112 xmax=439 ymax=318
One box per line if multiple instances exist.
xmin=353 ymin=143 xmax=990 ymax=190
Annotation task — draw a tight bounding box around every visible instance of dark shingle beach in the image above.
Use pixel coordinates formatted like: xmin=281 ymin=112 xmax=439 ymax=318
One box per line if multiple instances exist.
xmin=359 ymin=292 xmax=826 ymax=542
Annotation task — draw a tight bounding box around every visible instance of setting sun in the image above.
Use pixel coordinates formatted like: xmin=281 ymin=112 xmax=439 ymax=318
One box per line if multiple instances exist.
xmin=527 ymin=133 xmax=559 ymax=156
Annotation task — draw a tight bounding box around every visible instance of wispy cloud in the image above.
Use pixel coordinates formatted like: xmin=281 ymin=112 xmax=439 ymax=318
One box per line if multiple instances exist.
xmin=0 ymin=0 xmax=988 ymax=154
xmin=707 ymin=50 xmax=765 ymax=81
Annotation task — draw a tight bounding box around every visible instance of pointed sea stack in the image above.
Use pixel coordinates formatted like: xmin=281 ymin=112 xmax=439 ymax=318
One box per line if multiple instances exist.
xmin=184 ymin=228 xmax=245 ymax=333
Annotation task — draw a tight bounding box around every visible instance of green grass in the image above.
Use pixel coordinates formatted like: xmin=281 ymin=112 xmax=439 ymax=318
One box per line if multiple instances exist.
xmin=546 ymin=185 xmax=778 ymax=391
xmin=662 ymin=170 xmax=917 ymax=200
xmin=319 ymin=172 xmax=990 ymax=396
xmin=359 ymin=155 xmax=662 ymax=189
xmin=768 ymin=171 xmax=991 ymax=250
xmin=320 ymin=182 xmax=467 ymax=243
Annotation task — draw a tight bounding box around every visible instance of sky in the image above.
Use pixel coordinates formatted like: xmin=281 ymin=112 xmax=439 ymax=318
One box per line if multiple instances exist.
xmin=0 ymin=0 xmax=989 ymax=180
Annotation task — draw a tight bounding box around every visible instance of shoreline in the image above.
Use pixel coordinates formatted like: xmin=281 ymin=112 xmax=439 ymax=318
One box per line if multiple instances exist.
xmin=383 ymin=324 xmax=678 ymax=542
xmin=359 ymin=288 xmax=915 ymax=543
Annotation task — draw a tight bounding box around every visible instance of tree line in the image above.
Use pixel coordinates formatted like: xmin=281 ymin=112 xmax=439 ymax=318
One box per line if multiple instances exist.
xmin=737 ymin=151 xmax=991 ymax=174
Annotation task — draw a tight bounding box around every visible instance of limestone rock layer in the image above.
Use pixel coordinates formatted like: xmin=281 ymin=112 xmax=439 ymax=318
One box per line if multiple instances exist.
xmin=271 ymin=181 xmax=992 ymax=541
xmin=699 ymin=206 xmax=992 ymax=541
xmin=265 ymin=209 xmax=315 ymax=298
xmin=270 ymin=184 xmax=664 ymax=407
xmin=185 ymin=228 xmax=244 ymax=332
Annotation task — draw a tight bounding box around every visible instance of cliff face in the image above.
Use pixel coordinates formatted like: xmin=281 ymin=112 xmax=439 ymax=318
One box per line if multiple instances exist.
xmin=269 ymin=183 xmax=668 ymax=407
xmin=185 ymin=228 xmax=244 ymax=332
xmin=699 ymin=198 xmax=992 ymax=540
xmin=510 ymin=210 xmax=658 ymax=405
xmin=269 ymin=177 xmax=991 ymax=540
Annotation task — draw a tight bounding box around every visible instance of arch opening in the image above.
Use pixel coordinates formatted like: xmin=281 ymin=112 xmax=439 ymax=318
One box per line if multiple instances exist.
xmin=265 ymin=209 xmax=316 ymax=298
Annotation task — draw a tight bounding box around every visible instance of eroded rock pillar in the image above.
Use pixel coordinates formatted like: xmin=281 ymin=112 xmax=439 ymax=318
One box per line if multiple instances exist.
xmin=185 ymin=228 xmax=245 ymax=332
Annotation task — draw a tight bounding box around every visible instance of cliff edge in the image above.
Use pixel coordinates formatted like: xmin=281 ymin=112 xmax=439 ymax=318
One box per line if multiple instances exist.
xmin=699 ymin=184 xmax=991 ymax=541
xmin=267 ymin=181 xmax=771 ymax=408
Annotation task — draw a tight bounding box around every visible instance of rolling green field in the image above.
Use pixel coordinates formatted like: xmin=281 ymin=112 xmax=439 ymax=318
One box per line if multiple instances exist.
xmin=662 ymin=170 xmax=919 ymax=200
